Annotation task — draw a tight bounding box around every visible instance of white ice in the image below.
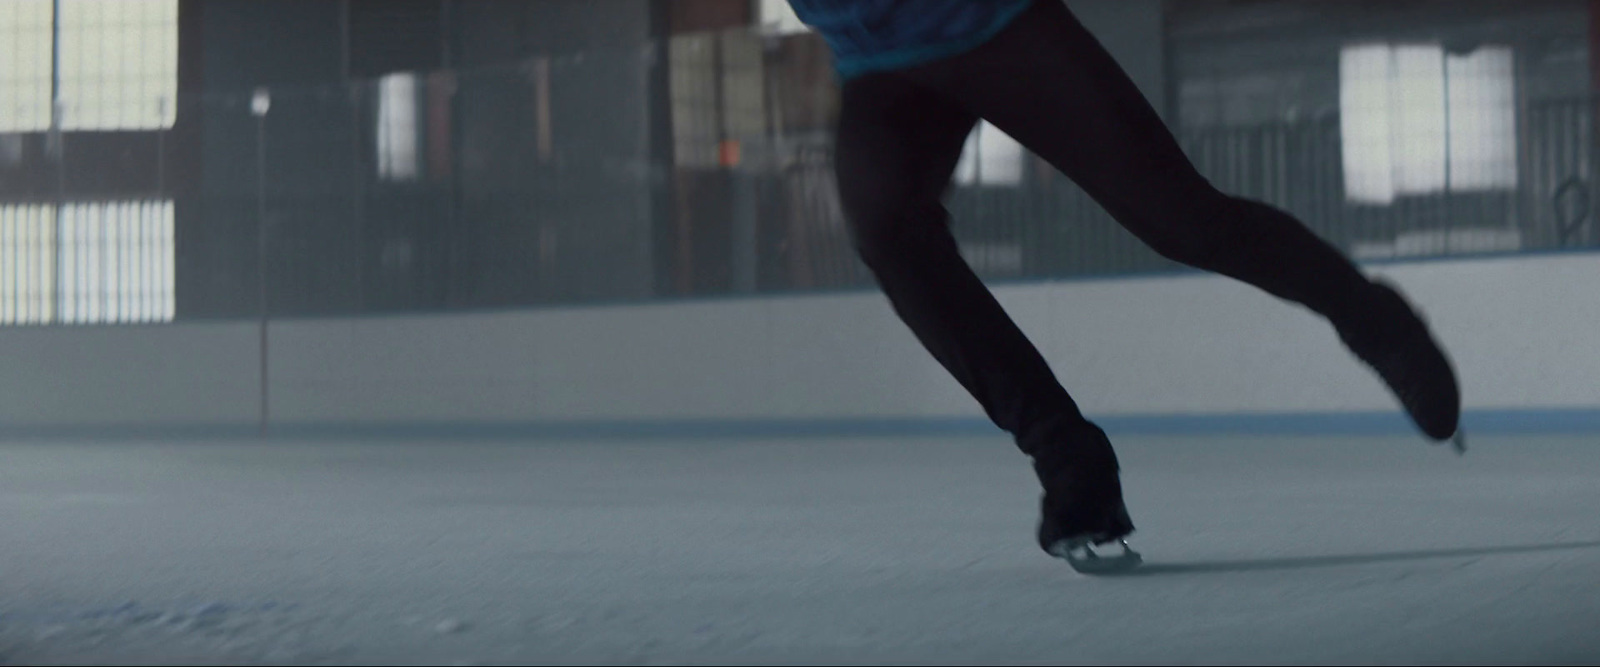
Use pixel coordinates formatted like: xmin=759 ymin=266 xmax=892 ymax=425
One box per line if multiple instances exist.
xmin=0 ymin=433 xmax=1595 ymax=665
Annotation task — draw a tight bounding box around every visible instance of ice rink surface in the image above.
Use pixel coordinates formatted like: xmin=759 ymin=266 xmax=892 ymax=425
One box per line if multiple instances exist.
xmin=0 ymin=433 xmax=1595 ymax=665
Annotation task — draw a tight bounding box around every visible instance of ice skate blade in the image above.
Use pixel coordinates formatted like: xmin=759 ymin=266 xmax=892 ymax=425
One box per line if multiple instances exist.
xmin=1449 ymin=430 xmax=1467 ymax=455
xmin=1048 ymin=538 xmax=1143 ymax=575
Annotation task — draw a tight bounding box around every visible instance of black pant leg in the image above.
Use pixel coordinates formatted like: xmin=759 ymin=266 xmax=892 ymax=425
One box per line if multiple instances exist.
xmin=834 ymin=72 xmax=1094 ymax=457
xmin=905 ymin=0 xmax=1375 ymax=329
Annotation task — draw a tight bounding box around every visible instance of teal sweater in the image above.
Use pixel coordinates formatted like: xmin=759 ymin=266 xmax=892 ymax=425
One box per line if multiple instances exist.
xmin=785 ymin=0 xmax=1034 ymax=80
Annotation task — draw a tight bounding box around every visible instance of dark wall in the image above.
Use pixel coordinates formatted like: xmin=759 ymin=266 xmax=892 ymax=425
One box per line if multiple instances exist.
xmin=178 ymin=0 xmax=354 ymax=318
xmin=200 ymin=0 xmax=346 ymax=92
xmin=450 ymin=0 xmax=659 ymax=306
xmin=177 ymin=0 xmax=664 ymax=319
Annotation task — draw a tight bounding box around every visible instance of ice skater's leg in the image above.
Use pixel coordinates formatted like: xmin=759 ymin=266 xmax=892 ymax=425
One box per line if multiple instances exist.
xmin=835 ymin=71 xmax=1134 ymax=558
xmin=905 ymin=0 xmax=1460 ymax=440
xmin=833 ymin=72 xmax=1109 ymax=460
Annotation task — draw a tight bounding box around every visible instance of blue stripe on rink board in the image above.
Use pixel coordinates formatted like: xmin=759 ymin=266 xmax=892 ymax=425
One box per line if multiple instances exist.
xmin=1 ymin=408 xmax=1600 ymax=441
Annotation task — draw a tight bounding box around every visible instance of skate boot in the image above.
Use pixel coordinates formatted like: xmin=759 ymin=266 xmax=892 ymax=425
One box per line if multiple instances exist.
xmin=1337 ymin=279 xmax=1464 ymax=451
xmin=1032 ymin=423 xmax=1141 ymax=574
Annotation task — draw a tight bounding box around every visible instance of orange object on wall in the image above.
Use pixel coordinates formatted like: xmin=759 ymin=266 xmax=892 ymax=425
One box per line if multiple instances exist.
xmin=718 ymin=140 xmax=741 ymax=167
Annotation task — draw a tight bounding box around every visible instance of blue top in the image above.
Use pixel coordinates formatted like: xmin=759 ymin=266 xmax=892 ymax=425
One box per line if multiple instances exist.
xmin=786 ymin=0 xmax=1034 ymax=80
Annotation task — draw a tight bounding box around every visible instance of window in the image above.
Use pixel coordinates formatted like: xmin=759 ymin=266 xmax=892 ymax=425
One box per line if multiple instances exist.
xmin=757 ymin=0 xmax=809 ymax=36
xmin=1444 ymin=47 xmax=1518 ymax=192
xmin=0 ymin=0 xmax=178 ymax=132
xmin=1339 ymin=43 xmax=1517 ymax=205
xmin=954 ymin=121 xmax=1025 ymax=187
xmin=376 ymin=72 xmax=421 ymax=181
xmin=0 ymin=204 xmax=54 ymax=325
xmin=0 ymin=201 xmax=175 ymax=325
xmin=0 ymin=1 xmax=54 ymax=132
